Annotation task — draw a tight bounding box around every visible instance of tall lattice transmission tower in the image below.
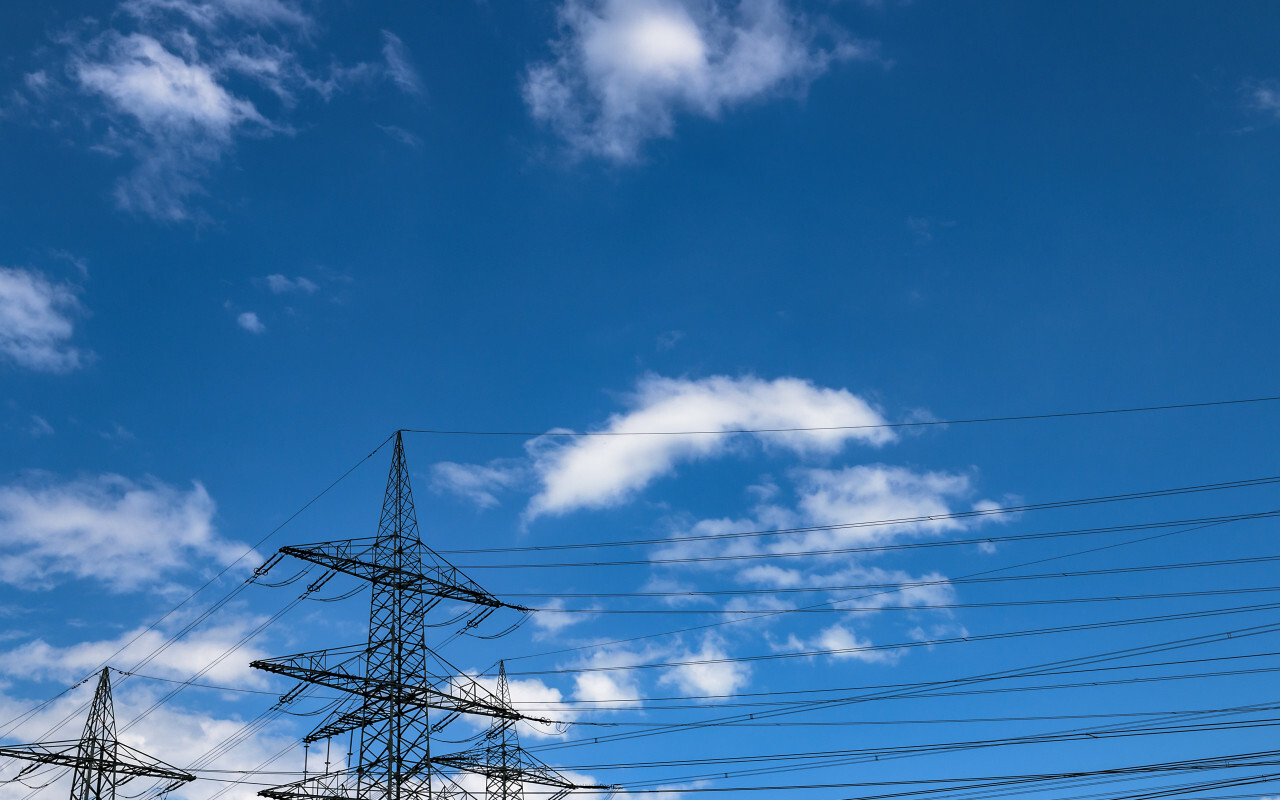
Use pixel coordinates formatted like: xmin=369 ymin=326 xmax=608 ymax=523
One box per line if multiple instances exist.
xmin=0 ymin=668 xmax=193 ymax=800
xmin=251 ymin=432 xmax=610 ymax=800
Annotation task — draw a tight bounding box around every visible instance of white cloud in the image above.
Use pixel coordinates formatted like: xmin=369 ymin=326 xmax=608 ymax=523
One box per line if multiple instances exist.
xmin=0 ymin=267 xmax=85 ymax=373
xmin=0 ymin=474 xmax=250 ymax=592
xmin=658 ymin=636 xmax=750 ymax=696
xmin=813 ymin=623 xmax=900 ymax=663
xmin=237 ymin=311 xmax=266 ymax=333
xmin=1246 ymin=79 xmax=1280 ymax=117
xmin=76 ymin=33 xmax=265 ymax=136
xmin=793 ymin=464 xmax=976 ymax=545
xmin=468 ymin=673 xmax=572 ymax=739
xmin=32 ymin=0 xmax=410 ymax=220
xmin=430 ymin=460 xmax=526 ymax=509
xmin=0 ymin=672 xmax=303 ymax=800
xmin=262 ymin=274 xmax=318 ymax=294
xmin=72 ymin=31 xmax=271 ymax=220
xmin=524 ymin=374 xmax=894 ymax=519
xmin=0 ymin=618 xmax=272 ymax=687
xmin=573 ymin=647 xmax=646 ymax=709
xmin=120 ymin=0 xmax=311 ymax=30
xmin=524 ymin=0 xmax=873 ymax=160
xmin=530 ymin=598 xmax=598 ymax=637
xmin=380 ymin=31 xmax=423 ymax=95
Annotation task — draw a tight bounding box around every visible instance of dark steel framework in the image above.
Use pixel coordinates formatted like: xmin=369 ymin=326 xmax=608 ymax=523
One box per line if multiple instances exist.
xmin=253 ymin=433 xmax=610 ymax=800
xmin=0 ymin=669 xmax=193 ymax=800
xmin=432 ymin=663 xmax=586 ymax=800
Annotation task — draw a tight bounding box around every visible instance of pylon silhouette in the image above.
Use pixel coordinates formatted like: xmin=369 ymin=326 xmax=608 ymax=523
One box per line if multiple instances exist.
xmin=0 ymin=668 xmax=193 ymax=800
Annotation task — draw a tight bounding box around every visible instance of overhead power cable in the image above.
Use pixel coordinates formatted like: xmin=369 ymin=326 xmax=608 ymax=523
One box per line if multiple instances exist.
xmin=398 ymin=394 xmax=1280 ymax=438
xmin=525 ymin=617 xmax=1280 ymax=753
xmin=502 ymin=599 xmax=1280 ymax=677
xmin=0 ymin=435 xmax=392 ymax=746
xmin=502 ymin=510 xmax=1253 ymax=663
xmin=440 ymin=485 xmax=1280 ymax=557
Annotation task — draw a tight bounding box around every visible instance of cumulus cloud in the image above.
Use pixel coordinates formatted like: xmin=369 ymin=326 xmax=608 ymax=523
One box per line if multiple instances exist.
xmin=573 ymin=647 xmax=647 ymax=709
xmin=793 ymin=465 xmax=977 ymax=545
xmin=236 ymin=310 xmax=266 ymax=333
xmin=812 ymin=623 xmax=900 ymax=663
xmin=468 ymin=672 xmax=573 ymax=739
xmin=658 ymin=636 xmax=750 ymax=696
xmin=0 ymin=474 xmax=250 ymax=591
xmin=524 ymin=0 xmax=874 ymax=160
xmin=523 ymin=374 xmax=894 ymax=519
xmin=0 ymin=267 xmax=86 ymax=373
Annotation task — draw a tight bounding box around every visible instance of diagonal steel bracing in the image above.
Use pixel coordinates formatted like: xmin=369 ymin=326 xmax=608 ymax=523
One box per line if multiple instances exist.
xmin=0 ymin=669 xmax=193 ymax=800
xmin=254 ymin=432 xmax=569 ymax=800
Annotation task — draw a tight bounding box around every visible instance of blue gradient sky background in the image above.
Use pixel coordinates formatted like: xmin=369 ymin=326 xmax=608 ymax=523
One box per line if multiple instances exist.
xmin=1 ymin=2 xmax=1280 ymax=799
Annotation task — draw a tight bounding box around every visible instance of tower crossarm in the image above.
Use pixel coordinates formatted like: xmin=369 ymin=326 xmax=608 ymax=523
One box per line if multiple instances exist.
xmin=0 ymin=742 xmax=194 ymax=785
xmin=257 ymin=768 xmax=363 ymax=800
xmin=277 ymin=540 xmax=526 ymax=612
xmin=250 ymin=649 xmax=553 ymax=725
xmin=430 ymin=748 xmax=611 ymax=792
xmin=257 ymin=766 xmax=481 ymax=800
xmin=303 ymin=700 xmax=381 ymax=744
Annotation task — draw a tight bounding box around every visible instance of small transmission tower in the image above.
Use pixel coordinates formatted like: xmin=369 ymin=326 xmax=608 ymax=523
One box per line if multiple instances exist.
xmin=432 ymin=662 xmax=592 ymax=800
xmin=0 ymin=668 xmax=194 ymax=800
xmin=252 ymin=432 xmax=608 ymax=800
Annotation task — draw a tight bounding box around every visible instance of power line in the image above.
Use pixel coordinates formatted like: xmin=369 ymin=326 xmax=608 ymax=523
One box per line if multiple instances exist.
xmin=501 ymin=600 xmax=1280 ymax=677
xmin=439 ymin=479 xmax=1280 ymax=557
xmin=397 ymin=394 xmax=1280 ymax=438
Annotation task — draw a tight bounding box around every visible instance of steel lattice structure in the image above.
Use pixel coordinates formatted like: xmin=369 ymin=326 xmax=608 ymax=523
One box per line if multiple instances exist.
xmin=253 ymin=432 xmax=606 ymax=800
xmin=0 ymin=668 xmax=193 ymax=800
xmin=431 ymin=663 xmax=601 ymax=800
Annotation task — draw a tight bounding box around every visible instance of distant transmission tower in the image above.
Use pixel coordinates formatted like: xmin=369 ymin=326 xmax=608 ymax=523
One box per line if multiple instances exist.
xmin=0 ymin=668 xmax=193 ymax=800
xmin=433 ymin=662 xmax=588 ymax=800
xmin=252 ymin=432 xmax=610 ymax=800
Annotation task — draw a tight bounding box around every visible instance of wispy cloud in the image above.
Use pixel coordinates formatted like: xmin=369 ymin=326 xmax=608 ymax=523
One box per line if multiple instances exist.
xmin=0 ymin=474 xmax=251 ymax=592
xmin=524 ymin=0 xmax=875 ymax=160
xmin=376 ymin=123 xmax=424 ymax=148
xmin=261 ymin=273 xmax=318 ymax=294
xmin=0 ymin=266 xmax=86 ymax=373
xmin=381 ymin=31 xmax=423 ymax=95
xmin=71 ymin=30 xmax=274 ymax=220
xmin=430 ymin=460 xmax=528 ymax=509
xmin=26 ymin=415 xmax=55 ymax=438
xmin=18 ymin=0 xmax=423 ymax=220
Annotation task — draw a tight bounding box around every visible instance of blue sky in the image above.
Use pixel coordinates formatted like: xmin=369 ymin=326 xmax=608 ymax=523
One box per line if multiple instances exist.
xmin=2 ymin=1 xmax=1280 ymax=799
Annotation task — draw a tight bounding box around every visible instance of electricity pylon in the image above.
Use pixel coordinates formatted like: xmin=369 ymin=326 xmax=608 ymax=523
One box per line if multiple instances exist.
xmin=253 ymin=432 xmax=607 ymax=800
xmin=0 ymin=668 xmax=193 ymax=800
xmin=431 ymin=663 xmax=597 ymax=800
